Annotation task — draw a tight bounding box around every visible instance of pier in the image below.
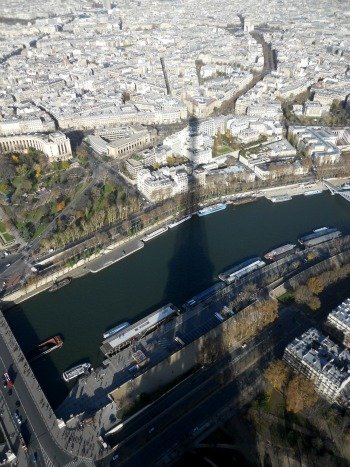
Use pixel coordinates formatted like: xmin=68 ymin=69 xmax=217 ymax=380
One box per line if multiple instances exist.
xmin=323 ymin=179 xmax=350 ymax=203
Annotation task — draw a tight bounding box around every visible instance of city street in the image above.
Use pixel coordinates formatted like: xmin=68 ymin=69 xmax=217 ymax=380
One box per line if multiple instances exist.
xmin=100 ymin=305 xmax=311 ymax=466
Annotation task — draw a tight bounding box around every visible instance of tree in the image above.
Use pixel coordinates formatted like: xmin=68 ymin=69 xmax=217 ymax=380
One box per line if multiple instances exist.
xmin=264 ymin=360 xmax=290 ymax=392
xmin=307 ymin=276 xmax=325 ymax=295
xmin=294 ymin=284 xmax=321 ymax=311
xmin=286 ymin=374 xmax=318 ymax=413
xmin=308 ymin=295 xmax=321 ymax=311
xmin=294 ymin=285 xmax=314 ymax=305
xmin=22 ymin=221 xmax=35 ymax=239
xmin=56 ymin=200 xmax=65 ymax=212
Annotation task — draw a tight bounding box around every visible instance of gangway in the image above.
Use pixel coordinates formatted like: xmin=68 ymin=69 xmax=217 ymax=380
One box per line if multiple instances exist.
xmin=323 ymin=180 xmax=350 ymax=203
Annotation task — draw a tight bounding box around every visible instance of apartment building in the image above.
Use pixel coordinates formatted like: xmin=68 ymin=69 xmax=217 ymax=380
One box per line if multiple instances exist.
xmin=327 ymin=298 xmax=350 ymax=346
xmin=284 ymin=328 xmax=350 ymax=405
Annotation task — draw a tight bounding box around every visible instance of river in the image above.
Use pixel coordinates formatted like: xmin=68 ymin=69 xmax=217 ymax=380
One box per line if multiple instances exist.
xmin=4 ymin=192 xmax=350 ymax=408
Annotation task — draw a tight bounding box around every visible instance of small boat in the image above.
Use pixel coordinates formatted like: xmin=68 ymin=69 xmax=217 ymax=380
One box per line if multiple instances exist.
xmin=168 ymin=215 xmax=192 ymax=229
xmin=142 ymin=227 xmax=168 ymax=242
xmin=49 ymin=277 xmax=72 ymax=292
xmin=269 ymin=195 xmax=292 ymax=203
xmin=26 ymin=336 xmax=63 ymax=362
xmin=197 ymin=203 xmax=226 ymax=216
xmin=264 ymin=244 xmax=297 ymax=261
xmin=304 ymin=189 xmax=322 ymax=196
xmin=63 ymin=363 xmax=91 ymax=382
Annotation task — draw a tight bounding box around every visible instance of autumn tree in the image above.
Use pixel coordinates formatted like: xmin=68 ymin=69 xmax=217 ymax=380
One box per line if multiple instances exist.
xmin=307 ymin=276 xmax=325 ymax=295
xmin=286 ymin=374 xmax=318 ymax=413
xmin=308 ymin=295 xmax=321 ymax=311
xmin=294 ymin=285 xmax=314 ymax=304
xmin=264 ymin=360 xmax=290 ymax=393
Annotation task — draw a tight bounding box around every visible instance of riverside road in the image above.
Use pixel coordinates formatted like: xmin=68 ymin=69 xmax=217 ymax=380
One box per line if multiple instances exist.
xmin=0 ymin=330 xmax=74 ymax=467
xmin=104 ymin=303 xmax=310 ymax=466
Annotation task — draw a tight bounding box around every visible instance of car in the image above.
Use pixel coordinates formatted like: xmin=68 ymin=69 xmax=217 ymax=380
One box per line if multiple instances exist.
xmin=15 ymin=400 xmax=20 ymax=408
xmin=14 ymin=411 xmax=22 ymax=425
xmin=148 ymin=427 xmax=155 ymax=434
xmin=241 ymin=343 xmax=247 ymax=349
xmin=3 ymin=372 xmax=14 ymax=389
xmin=112 ymin=453 xmax=119 ymax=461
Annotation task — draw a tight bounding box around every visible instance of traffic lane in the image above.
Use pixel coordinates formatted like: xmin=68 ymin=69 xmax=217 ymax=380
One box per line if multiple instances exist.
xmin=119 ymin=329 xmax=300 ymax=467
xmin=113 ymin=312 xmax=305 ymax=465
xmin=109 ymin=307 xmax=303 ymax=448
xmin=0 ymin=334 xmax=73 ymax=466
xmin=119 ymin=351 xmax=272 ymax=467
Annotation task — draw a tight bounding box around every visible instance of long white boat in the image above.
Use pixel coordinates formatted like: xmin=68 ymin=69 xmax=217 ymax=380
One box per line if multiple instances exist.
xmin=103 ymin=322 xmax=130 ymax=340
xmin=168 ymin=215 xmax=192 ymax=229
xmin=142 ymin=227 xmax=168 ymax=242
xmin=197 ymin=203 xmax=226 ymax=217
xmin=63 ymin=363 xmax=91 ymax=382
xmin=269 ymin=195 xmax=292 ymax=203
xmin=219 ymin=257 xmax=266 ymax=284
xmin=304 ymin=189 xmax=323 ymax=196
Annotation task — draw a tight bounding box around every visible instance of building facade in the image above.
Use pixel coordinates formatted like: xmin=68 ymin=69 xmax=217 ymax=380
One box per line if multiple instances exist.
xmin=284 ymin=328 xmax=350 ymax=405
xmin=0 ymin=132 xmax=72 ymax=161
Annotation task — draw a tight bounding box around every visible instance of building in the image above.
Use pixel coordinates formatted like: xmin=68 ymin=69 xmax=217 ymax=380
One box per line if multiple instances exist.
xmin=303 ymin=101 xmax=326 ymax=118
xmin=125 ymin=145 xmax=170 ymax=178
xmin=284 ymin=328 xmax=350 ymax=405
xmin=87 ymin=135 xmax=108 ymax=155
xmin=184 ymin=96 xmax=219 ymax=118
xmin=289 ymin=126 xmax=341 ymax=165
xmin=0 ymin=132 xmax=72 ymax=161
xmin=0 ymin=116 xmax=55 ymax=136
xmin=102 ymin=0 xmax=112 ymax=10
xmin=137 ymin=167 xmax=188 ymax=202
xmin=107 ymin=128 xmax=157 ymax=159
xmin=327 ymin=298 xmax=350 ymax=346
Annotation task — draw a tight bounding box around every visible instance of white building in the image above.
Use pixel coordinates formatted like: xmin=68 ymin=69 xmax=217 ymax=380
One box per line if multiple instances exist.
xmin=327 ymin=298 xmax=350 ymax=346
xmin=284 ymin=328 xmax=350 ymax=405
xmin=289 ymin=126 xmax=341 ymax=164
xmin=137 ymin=167 xmax=188 ymax=202
xmin=0 ymin=132 xmax=72 ymax=161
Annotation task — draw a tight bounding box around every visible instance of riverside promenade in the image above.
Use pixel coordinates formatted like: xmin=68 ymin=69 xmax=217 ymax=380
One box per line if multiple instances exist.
xmin=1 ymin=215 xmax=173 ymax=308
xmin=3 ymin=175 xmax=349 ymax=308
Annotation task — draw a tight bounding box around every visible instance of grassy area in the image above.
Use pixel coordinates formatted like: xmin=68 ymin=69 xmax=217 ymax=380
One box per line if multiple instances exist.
xmin=32 ymin=222 xmax=48 ymax=239
xmin=215 ymin=145 xmax=233 ymax=156
xmin=0 ymin=219 xmax=15 ymax=244
xmin=2 ymin=232 xmax=14 ymax=242
xmin=277 ymin=291 xmax=295 ymax=303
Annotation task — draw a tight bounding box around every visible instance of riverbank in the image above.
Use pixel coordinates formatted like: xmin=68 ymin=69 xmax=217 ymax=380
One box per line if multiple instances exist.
xmin=1 ymin=214 xmax=174 ymax=307
xmin=2 ymin=176 xmax=349 ymax=308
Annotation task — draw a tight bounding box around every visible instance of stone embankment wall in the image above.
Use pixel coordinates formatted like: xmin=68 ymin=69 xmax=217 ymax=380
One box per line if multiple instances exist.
xmin=109 ymin=302 xmax=255 ymax=404
xmin=111 ymin=243 xmax=350 ymax=406
xmin=270 ymin=248 xmax=350 ymax=298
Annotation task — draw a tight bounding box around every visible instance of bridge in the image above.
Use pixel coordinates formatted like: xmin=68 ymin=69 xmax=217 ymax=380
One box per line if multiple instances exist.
xmin=323 ymin=180 xmax=350 ymax=203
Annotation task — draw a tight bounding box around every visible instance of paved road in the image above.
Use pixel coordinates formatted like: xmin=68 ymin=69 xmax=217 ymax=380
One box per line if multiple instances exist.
xmin=0 ymin=331 xmax=77 ymax=466
xmin=97 ymin=305 xmax=311 ymax=466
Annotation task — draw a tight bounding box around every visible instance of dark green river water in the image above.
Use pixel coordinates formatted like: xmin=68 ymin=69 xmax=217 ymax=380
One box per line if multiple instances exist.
xmin=4 ymin=192 xmax=350 ymax=408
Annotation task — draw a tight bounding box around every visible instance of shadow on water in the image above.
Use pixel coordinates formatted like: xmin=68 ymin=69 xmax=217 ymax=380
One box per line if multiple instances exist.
xmin=3 ymin=302 xmax=69 ymax=409
xmin=164 ymin=117 xmax=215 ymax=326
